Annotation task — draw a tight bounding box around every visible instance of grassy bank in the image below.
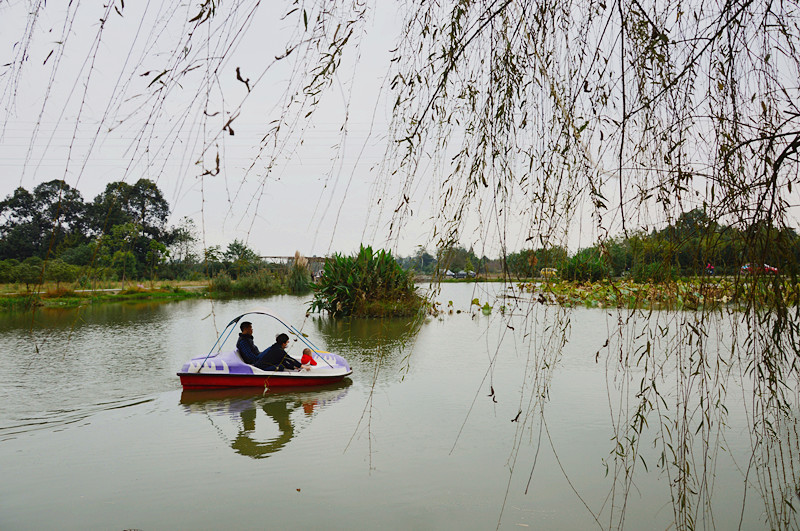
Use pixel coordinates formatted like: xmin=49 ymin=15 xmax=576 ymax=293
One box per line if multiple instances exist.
xmin=0 ymin=266 xmax=316 ymax=311
xmin=0 ymin=281 xmax=209 ymax=311
xmin=4 ymin=276 xmax=794 ymax=313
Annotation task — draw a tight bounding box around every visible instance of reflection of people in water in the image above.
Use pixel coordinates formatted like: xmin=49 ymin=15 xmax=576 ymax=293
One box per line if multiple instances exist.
xmin=181 ymin=381 xmax=351 ymax=459
xmin=302 ymin=399 xmax=318 ymax=416
xmin=231 ymin=398 xmax=298 ymax=459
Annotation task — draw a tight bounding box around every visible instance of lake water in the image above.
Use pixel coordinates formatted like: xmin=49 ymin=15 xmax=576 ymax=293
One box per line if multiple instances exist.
xmin=0 ymin=283 xmax=796 ymax=529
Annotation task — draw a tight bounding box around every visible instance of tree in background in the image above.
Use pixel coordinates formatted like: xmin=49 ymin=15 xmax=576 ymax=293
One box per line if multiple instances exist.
xmin=0 ymin=260 xmax=17 ymax=283
xmin=412 ymin=246 xmax=436 ymax=274
xmin=14 ymin=257 xmax=44 ymax=291
xmin=86 ymin=179 xmax=171 ymax=270
xmin=164 ymin=217 xmax=200 ymax=280
xmin=202 ymin=245 xmax=224 ymax=278
xmin=436 ymin=245 xmax=482 ymax=275
xmin=506 ymin=249 xmax=538 ymax=279
xmin=146 ymin=240 xmax=169 ymax=283
xmin=97 ymin=223 xmax=140 ymax=286
xmin=45 ymin=259 xmax=79 ymax=290
xmin=506 ymin=246 xmax=568 ymax=279
xmin=0 ymin=188 xmax=39 ymax=259
xmin=223 ymin=239 xmax=261 ymax=279
xmin=86 ymin=179 xmax=170 ymax=240
xmin=561 ymin=247 xmax=609 ymax=282
xmin=464 ymin=256 xmax=474 ymax=275
xmin=0 ymin=180 xmax=86 ymax=260
xmin=168 ymin=216 xmax=198 ymax=258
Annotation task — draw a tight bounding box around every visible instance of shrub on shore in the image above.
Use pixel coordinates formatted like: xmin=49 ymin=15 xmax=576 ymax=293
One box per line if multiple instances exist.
xmin=288 ymin=251 xmax=313 ymax=294
xmin=209 ymin=270 xmax=281 ymax=296
xmin=310 ymin=245 xmax=425 ymax=317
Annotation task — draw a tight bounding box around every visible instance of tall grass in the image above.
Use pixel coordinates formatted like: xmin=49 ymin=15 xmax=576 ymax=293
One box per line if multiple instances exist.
xmin=210 ymin=270 xmax=281 ymax=296
xmin=0 ymin=294 xmax=41 ymax=311
xmin=310 ymin=245 xmax=424 ymax=317
xmin=288 ymin=251 xmax=313 ymax=294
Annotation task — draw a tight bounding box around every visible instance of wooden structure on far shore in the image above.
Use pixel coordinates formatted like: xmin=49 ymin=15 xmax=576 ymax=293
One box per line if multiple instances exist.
xmin=261 ymin=255 xmax=327 ymax=276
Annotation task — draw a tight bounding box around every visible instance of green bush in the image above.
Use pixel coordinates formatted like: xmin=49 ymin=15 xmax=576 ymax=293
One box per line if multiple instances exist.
xmin=45 ymin=259 xmax=79 ymax=288
xmin=14 ymin=257 xmax=45 ymax=291
xmin=561 ymin=249 xmax=609 ymax=282
xmin=209 ymin=269 xmax=281 ymax=296
xmin=0 ymin=260 xmax=18 ymax=283
xmin=0 ymin=294 xmax=40 ymax=311
xmin=60 ymin=243 xmax=95 ymax=266
xmin=233 ymin=270 xmax=279 ymax=295
xmin=632 ymin=262 xmax=678 ymax=283
xmin=288 ymin=263 xmax=312 ymax=294
xmin=210 ymin=272 xmax=233 ymax=292
xmin=311 ymin=245 xmax=424 ymax=317
xmin=76 ymin=272 xmax=95 ymax=289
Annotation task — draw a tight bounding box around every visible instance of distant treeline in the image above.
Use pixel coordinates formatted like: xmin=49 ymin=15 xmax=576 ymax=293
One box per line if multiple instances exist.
xmin=0 ymin=179 xmax=298 ymax=289
xmin=397 ymin=209 xmax=800 ymax=282
xmin=2 ymin=180 xmax=797 ymax=288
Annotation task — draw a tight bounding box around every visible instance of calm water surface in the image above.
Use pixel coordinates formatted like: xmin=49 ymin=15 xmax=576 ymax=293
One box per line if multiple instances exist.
xmin=0 ymin=284 xmax=785 ymax=529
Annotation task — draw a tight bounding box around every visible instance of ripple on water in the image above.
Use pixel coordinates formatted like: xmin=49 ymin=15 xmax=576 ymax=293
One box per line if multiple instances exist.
xmin=0 ymin=395 xmax=155 ymax=440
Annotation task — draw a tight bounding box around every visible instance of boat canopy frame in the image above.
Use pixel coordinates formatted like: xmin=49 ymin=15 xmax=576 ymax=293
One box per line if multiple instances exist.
xmin=197 ymin=307 xmax=331 ymax=369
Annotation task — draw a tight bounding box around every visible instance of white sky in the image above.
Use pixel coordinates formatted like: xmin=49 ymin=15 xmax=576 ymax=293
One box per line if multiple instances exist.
xmin=0 ymin=1 xmax=456 ymax=258
xmin=6 ymin=2 xmax=772 ymax=261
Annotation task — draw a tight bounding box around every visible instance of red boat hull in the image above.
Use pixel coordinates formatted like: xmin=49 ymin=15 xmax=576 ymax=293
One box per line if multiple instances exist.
xmin=178 ymin=372 xmax=350 ymax=390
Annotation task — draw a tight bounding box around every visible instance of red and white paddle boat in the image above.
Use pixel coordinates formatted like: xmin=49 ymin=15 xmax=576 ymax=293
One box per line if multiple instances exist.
xmin=177 ymin=307 xmax=352 ymax=390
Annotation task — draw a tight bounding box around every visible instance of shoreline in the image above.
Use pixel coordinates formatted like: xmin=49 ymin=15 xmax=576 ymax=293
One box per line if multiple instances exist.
xmin=0 ymin=275 xmax=793 ymax=312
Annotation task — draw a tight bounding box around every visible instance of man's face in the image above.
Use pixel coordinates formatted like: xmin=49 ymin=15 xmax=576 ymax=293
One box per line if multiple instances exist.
xmin=243 ymin=324 xmax=253 ymax=335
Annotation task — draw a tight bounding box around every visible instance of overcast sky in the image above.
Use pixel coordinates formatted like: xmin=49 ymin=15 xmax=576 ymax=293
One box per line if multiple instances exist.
xmin=0 ymin=1 xmax=463 ymax=258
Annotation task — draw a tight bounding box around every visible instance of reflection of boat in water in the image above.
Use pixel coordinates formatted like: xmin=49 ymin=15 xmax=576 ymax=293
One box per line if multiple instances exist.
xmin=177 ymin=307 xmax=352 ymax=389
xmin=180 ymin=381 xmax=351 ymax=459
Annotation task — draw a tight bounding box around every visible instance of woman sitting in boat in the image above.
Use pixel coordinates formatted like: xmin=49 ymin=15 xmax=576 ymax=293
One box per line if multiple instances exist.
xmin=236 ymin=323 xmax=302 ymax=371
xmin=258 ymin=333 xmax=303 ymax=371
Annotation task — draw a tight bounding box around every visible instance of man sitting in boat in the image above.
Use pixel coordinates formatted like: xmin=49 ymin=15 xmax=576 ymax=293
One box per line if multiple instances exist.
xmin=236 ymin=323 xmax=302 ymax=371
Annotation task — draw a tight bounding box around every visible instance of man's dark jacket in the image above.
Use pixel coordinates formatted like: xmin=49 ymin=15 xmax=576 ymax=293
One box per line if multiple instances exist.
xmin=236 ymin=333 xmax=261 ymax=365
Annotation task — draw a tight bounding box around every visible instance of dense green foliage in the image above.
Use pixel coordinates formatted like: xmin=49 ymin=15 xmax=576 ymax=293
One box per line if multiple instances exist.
xmin=0 ymin=179 xmax=179 ymax=280
xmin=311 ymin=245 xmax=424 ymax=317
xmin=519 ymin=277 xmax=800 ymax=311
xmin=498 ymin=209 xmax=800 ymax=282
xmin=287 ymin=262 xmax=313 ymax=294
xmin=3 ymin=178 xmax=796 ymax=294
xmin=561 ymin=248 xmax=609 ymax=282
xmin=0 ymin=179 xmax=171 ymax=267
xmin=505 ymin=247 xmax=569 ymax=279
xmin=208 ymin=270 xmax=282 ymax=297
xmin=0 ymin=285 xmax=204 ymax=311
xmin=0 ymin=180 xmax=302 ymax=288
xmin=6 ymin=178 xmax=795 ymax=290
xmin=397 ymin=244 xmax=496 ymax=277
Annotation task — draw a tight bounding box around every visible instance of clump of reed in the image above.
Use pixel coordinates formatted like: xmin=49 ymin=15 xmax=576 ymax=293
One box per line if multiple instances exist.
xmin=310 ymin=245 xmax=424 ymax=317
xmin=42 ymin=287 xmax=77 ymax=298
xmin=288 ymin=251 xmax=313 ymax=294
xmin=0 ymin=294 xmax=41 ymax=311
